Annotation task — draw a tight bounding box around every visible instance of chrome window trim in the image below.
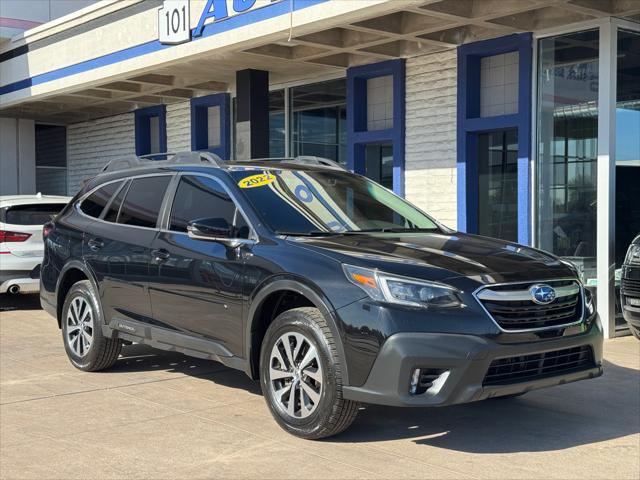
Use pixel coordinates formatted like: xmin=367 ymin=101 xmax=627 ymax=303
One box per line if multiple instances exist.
xmin=472 ymin=278 xmax=585 ymax=333
xmin=76 ymin=172 xmax=175 ymax=232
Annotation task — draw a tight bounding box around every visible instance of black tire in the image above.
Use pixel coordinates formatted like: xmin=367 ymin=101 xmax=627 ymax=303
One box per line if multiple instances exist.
xmin=61 ymin=280 xmax=122 ymax=371
xmin=260 ymin=307 xmax=359 ymax=439
xmin=629 ymin=324 xmax=640 ymax=341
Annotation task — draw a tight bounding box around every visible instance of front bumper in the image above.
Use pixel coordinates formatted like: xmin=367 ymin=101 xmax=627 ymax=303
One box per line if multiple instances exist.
xmin=342 ymin=320 xmax=603 ymax=407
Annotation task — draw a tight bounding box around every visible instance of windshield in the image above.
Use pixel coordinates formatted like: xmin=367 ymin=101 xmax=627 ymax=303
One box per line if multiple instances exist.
xmin=230 ymin=169 xmax=440 ymax=235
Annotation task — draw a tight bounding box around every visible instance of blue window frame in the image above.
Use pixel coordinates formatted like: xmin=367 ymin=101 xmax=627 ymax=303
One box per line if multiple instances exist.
xmin=347 ymin=59 xmax=405 ymax=196
xmin=457 ymin=33 xmax=532 ymax=245
xmin=190 ymin=93 xmax=230 ymax=159
xmin=134 ymin=105 xmax=167 ymax=156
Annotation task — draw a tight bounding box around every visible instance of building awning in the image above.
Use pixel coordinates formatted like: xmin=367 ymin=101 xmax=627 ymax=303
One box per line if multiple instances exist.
xmin=1 ymin=0 xmax=638 ymax=124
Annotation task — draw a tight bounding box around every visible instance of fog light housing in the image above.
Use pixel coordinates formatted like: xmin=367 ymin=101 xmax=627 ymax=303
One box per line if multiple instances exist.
xmin=409 ymin=368 xmax=449 ymax=395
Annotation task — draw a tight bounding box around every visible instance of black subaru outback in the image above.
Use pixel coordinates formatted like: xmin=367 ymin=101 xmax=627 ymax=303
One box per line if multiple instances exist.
xmin=40 ymin=152 xmax=603 ymax=439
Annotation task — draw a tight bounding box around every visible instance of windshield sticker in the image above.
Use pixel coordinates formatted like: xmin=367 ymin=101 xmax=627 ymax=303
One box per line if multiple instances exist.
xmin=238 ymin=173 xmax=276 ymax=189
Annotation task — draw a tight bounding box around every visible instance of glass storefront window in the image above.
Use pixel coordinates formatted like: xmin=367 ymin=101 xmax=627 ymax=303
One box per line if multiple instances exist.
xmin=290 ymin=79 xmax=347 ymax=165
xmin=365 ymin=144 xmax=393 ymax=190
xmin=478 ymin=129 xmax=518 ymax=242
xmin=269 ymin=90 xmax=286 ymax=157
xmin=615 ymin=29 xmax=640 ymax=268
xmin=536 ymin=29 xmax=599 ymax=284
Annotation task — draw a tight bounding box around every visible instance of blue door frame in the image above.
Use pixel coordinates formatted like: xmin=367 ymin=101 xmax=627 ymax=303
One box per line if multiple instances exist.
xmin=457 ymin=33 xmax=533 ymax=245
xmin=347 ymin=59 xmax=406 ymax=196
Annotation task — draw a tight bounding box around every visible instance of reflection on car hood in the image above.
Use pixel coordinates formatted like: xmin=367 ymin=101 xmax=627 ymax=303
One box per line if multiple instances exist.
xmin=290 ymin=231 xmax=575 ymax=284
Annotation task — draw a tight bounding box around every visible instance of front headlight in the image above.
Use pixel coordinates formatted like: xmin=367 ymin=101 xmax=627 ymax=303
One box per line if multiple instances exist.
xmin=343 ymin=264 xmax=464 ymax=309
xmin=625 ymin=244 xmax=640 ymax=265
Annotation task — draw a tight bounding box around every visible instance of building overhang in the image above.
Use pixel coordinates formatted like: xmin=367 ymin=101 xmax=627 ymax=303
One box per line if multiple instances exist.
xmin=1 ymin=0 xmax=638 ymax=124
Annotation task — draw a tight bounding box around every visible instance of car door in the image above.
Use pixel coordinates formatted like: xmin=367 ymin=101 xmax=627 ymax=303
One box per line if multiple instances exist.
xmin=82 ymin=175 xmax=172 ymax=326
xmin=148 ymin=174 xmax=249 ymax=357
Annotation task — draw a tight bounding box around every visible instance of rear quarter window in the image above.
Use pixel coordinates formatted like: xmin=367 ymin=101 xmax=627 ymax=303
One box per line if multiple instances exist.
xmin=80 ymin=181 xmax=123 ymax=219
xmin=2 ymin=203 xmax=67 ymax=225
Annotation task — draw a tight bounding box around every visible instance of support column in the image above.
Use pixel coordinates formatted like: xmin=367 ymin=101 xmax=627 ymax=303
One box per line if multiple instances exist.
xmin=235 ymin=69 xmax=269 ymax=160
xmin=596 ymin=20 xmax=617 ymax=338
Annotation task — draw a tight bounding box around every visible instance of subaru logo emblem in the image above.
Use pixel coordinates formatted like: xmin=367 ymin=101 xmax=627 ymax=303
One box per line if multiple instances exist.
xmin=530 ymin=284 xmax=556 ymax=305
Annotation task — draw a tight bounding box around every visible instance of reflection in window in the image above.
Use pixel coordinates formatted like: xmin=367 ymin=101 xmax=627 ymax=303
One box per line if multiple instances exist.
xmin=478 ymin=130 xmax=518 ymax=242
xmin=536 ymin=30 xmax=599 ymax=282
xmin=35 ymin=125 xmax=67 ymax=195
xmin=365 ymin=144 xmax=393 ymax=190
xmin=169 ymin=176 xmax=237 ymax=233
xmin=616 ymin=29 xmax=640 ymax=269
xmin=291 ymin=79 xmax=346 ymax=165
xmin=118 ymin=176 xmax=171 ymax=228
xmin=269 ymin=90 xmax=286 ymax=157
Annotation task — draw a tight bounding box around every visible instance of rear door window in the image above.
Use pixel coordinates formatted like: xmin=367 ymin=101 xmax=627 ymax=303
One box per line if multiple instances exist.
xmin=3 ymin=203 xmax=67 ymax=225
xmin=80 ymin=181 xmax=123 ymax=219
xmin=118 ymin=176 xmax=171 ymax=228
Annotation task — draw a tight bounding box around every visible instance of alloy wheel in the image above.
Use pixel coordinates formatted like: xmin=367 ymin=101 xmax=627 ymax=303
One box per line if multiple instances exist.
xmin=268 ymin=331 xmax=323 ymax=419
xmin=66 ymin=296 xmax=94 ymax=357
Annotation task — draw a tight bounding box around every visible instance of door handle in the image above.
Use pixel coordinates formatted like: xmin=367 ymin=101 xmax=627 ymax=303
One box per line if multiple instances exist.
xmin=87 ymin=238 xmax=104 ymax=251
xmin=152 ymin=248 xmax=170 ymax=262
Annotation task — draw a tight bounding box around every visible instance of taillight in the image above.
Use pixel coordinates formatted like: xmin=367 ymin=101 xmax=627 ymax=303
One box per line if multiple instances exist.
xmin=0 ymin=230 xmax=31 ymax=243
xmin=43 ymin=223 xmax=53 ymax=239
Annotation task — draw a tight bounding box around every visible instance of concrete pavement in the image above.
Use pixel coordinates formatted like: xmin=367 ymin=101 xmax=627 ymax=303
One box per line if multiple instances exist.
xmin=1 ymin=295 xmax=639 ymax=479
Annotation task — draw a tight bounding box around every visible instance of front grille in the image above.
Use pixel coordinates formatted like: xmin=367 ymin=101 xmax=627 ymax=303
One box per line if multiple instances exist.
xmin=483 ymin=345 xmax=595 ymax=386
xmin=621 ymin=277 xmax=640 ymax=297
xmin=477 ymin=280 xmax=583 ymax=331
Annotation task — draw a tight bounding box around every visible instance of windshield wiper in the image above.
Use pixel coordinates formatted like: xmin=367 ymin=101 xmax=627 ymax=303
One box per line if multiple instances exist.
xmin=275 ymin=230 xmax=339 ymax=237
xmin=343 ymin=227 xmax=440 ymax=234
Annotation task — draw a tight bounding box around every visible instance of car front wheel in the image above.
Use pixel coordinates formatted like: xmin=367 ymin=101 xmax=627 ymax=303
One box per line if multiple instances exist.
xmin=260 ymin=307 xmax=359 ymax=439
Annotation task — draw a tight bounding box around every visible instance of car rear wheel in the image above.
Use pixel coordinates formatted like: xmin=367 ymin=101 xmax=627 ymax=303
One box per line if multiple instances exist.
xmin=61 ymin=280 xmax=122 ymax=371
xmin=260 ymin=307 xmax=359 ymax=439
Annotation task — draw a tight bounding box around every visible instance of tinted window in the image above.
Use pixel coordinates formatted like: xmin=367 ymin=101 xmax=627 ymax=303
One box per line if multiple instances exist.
xmin=118 ymin=176 xmax=171 ymax=228
xmin=170 ymin=176 xmax=240 ymax=234
xmin=103 ymin=180 xmax=129 ymax=223
xmin=3 ymin=203 xmax=67 ymax=225
xmin=80 ymin=182 xmax=122 ymax=218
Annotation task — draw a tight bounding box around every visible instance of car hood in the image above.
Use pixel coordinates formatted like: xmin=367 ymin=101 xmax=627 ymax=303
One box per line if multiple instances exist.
xmin=289 ymin=231 xmax=576 ymax=284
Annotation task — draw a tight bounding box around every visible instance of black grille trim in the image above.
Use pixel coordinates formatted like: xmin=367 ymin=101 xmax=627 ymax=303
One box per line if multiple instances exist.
xmin=621 ymin=278 xmax=640 ymax=297
xmin=483 ymin=345 xmax=595 ymax=386
xmin=475 ymin=279 xmax=584 ymax=331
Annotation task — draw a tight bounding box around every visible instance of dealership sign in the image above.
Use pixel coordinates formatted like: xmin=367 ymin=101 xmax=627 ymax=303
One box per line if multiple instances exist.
xmin=158 ymin=0 xmax=271 ymax=45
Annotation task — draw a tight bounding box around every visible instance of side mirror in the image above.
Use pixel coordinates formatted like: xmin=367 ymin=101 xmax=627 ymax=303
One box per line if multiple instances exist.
xmin=187 ymin=217 xmax=233 ymax=239
xmin=187 ymin=217 xmax=254 ymax=249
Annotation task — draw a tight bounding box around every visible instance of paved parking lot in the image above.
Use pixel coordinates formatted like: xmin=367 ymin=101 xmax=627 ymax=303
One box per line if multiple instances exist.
xmin=1 ymin=295 xmax=639 ymax=479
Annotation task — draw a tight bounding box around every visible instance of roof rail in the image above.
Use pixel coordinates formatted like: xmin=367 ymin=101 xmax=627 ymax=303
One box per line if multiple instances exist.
xmin=289 ymin=156 xmax=346 ymax=171
xmin=100 ymin=151 xmax=225 ymax=173
xmin=236 ymin=156 xmax=347 ymax=171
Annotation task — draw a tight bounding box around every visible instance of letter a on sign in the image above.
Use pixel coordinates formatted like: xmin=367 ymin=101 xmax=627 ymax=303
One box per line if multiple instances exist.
xmin=194 ymin=0 xmax=229 ymax=37
xmin=159 ymin=0 xmax=191 ymax=45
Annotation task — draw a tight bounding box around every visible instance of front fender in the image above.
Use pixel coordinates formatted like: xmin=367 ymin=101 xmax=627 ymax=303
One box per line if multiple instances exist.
xmin=245 ymin=275 xmax=349 ymax=385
